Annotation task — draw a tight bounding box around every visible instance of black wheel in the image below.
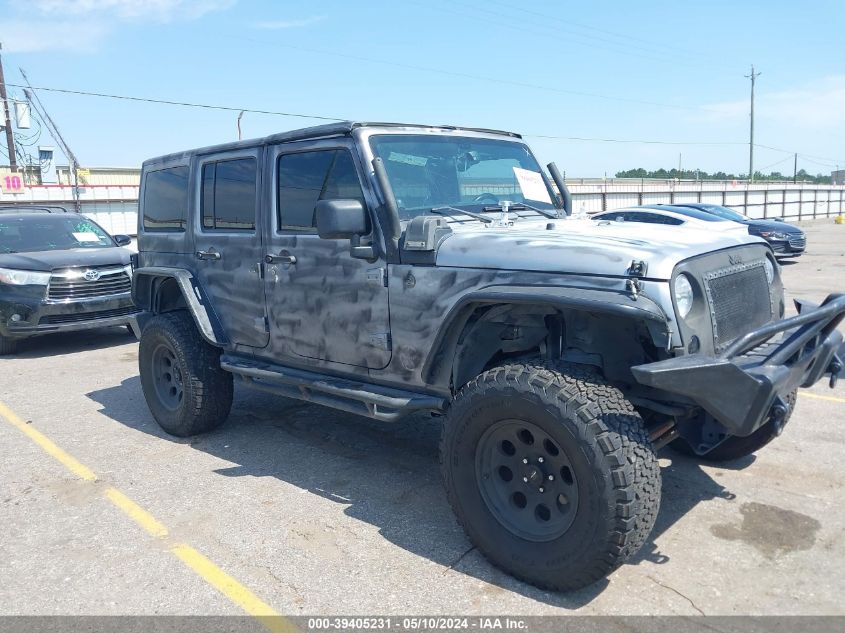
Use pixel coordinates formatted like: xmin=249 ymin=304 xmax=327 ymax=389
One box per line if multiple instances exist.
xmin=670 ymin=390 xmax=797 ymax=462
xmin=0 ymin=334 xmax=18 ymax=356
xmin=139 ymin=311 xmax=233 ymax=437
xmin=441 ymin=362 xmax=661 ymax=591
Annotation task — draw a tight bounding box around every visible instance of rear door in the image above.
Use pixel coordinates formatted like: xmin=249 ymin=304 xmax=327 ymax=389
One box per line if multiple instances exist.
xmin=263 ymin=139 xmax=391 ymax=368
xmin=192 ymin=149 xmax=269 ymax=348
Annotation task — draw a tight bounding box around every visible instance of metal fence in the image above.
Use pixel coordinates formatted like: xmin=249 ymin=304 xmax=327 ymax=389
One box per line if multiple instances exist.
xmin=2 ymin=179 xmax=844 ymax=237
xmin=567 ymin=179 xmax=845 ymax=220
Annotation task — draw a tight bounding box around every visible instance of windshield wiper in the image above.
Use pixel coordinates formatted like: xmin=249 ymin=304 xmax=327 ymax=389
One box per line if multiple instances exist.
xmin=430 ymin=206 xmax=493 ymax=224
xmin=482 ymin=202 xmax=559 ymax=219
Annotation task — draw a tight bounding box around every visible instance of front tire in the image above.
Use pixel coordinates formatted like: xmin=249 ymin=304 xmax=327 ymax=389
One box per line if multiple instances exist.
xmin=0 ymin=334 xmax=18 ymax=356
xmin=440 ymin=362 xmax=661 ymax=591
xmin=139 ymin=311 xmax=233 ymax=437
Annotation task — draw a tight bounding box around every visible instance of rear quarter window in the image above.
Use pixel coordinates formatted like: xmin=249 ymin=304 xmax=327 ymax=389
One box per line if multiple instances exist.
xmin=143 ymin=166 xmax=189 ymax=232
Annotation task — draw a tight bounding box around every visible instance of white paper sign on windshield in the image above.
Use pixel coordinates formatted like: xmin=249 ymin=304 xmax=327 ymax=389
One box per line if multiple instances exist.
xmin=513 ymin=167 xmax=552 ymax=204
xmin=72 ymin=232 xmax=101 ymax=243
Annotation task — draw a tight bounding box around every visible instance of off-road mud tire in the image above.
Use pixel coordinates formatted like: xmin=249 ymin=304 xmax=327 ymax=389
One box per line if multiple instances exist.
xmin=440 ymin=361 xmax=661 ymax=591
xmin=139 ymin=311 xmax=232 ymax=437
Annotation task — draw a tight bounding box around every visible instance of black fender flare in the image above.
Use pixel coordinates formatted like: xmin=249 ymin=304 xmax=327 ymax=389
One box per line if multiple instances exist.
xmin=131 ymin=267 xmax=226 ymax=346
xmin=422 ymin=284 xmax=672 ymax=385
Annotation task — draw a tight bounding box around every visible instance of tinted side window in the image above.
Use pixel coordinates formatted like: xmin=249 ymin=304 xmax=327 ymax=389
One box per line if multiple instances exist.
xmin=143 ymin=166 xmax=189 ymax=231
xmin=278 ymin=151 xmax=335 ymax=229
xmin=278 ymin=150 xmax=365 ymax=230
xmin=323 ymin=152 xmax=366 ymax=204
xmin=201 ymin=158 xmax=257 ymax=231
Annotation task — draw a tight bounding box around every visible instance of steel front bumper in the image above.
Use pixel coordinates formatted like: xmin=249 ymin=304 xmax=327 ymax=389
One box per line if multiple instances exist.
xmin=632 ymin=294 xmax=845 ymax=437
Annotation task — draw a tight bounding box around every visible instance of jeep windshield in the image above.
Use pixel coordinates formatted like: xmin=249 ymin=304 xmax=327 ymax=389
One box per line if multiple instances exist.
xmin=369 ymin=135 xmax=559 ymax=222
xmin=0 ymin=215 xmax=115 ymax=253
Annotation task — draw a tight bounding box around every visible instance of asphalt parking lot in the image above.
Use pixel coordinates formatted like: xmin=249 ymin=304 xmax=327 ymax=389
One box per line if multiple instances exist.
xmin=1 ymin=220 xmax=844 ymax=618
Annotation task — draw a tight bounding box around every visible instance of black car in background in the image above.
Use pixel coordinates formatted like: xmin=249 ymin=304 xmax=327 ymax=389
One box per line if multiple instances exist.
xmin=668 ymin=203 xmax=806 ymax=258
xmin=0 ymin=207 xmax=139 ymax=355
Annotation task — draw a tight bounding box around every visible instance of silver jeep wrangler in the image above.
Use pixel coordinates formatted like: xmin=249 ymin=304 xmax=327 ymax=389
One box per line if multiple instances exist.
xmin=133 ymin=122 xmax=844 ymax=591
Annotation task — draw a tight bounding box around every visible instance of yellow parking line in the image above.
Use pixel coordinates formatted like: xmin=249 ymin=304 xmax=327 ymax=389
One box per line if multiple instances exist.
xmin=104 ymin=487 xmax=169 ymax=539
xmin=173 ymin=544 xmax=295 ymax=632
xmin=800 ymin=391 xmax=845 ymax=404
xmin=0 ymin=399 xmax=294 ymax=632
xmin=0 ymin=401 xmax=97 ymax=482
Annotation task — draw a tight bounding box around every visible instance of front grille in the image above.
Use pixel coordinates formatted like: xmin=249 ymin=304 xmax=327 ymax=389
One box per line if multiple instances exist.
xmin=788 ymin=235 xmax=806 ymax=250
xmin=39 ymin=306 xmax=138 ymax=325
xmin=705 ymin=263 xmax=772 ymax=352
xmin=48 ymin=267 xmax=131 ymax=300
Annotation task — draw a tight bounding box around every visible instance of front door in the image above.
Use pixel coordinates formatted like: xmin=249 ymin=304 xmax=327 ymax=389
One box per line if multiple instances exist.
xmin=192 ymin=149 xmax=269 ymax=348
xmin=263 ymin=141 xmax=391 ymax=369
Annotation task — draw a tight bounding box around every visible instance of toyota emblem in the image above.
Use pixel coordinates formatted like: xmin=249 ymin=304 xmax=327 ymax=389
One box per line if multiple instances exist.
xmin=84 ymin=270 xmax=101 ymax=281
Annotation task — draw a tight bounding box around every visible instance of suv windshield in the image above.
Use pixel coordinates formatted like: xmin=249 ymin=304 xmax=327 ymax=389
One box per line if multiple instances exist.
xmin=0 ymin=215 xmax=114 ymax=254
xmin=369 ymin=134 xmax=557 ymax=221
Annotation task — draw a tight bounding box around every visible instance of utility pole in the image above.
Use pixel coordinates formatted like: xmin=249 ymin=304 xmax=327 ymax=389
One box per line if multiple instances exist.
xmin=0 ymin=43 xmax=18 ymax=172
xmin=746 ymin=64 xmax=761 ymax=182
xmin=20 ymin=69 xmax=82 ymax=211
xmin=793 ymin=153 xmax=798 ymax=183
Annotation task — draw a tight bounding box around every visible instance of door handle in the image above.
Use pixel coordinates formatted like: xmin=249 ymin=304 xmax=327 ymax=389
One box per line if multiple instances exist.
xmin=196 ymin=250 xmax=222 ymax=261
xmin=265 ymin=253 xmax=296 ymax=265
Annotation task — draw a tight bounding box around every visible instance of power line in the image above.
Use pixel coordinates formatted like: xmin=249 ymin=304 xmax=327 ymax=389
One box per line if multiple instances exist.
xmin=419 ymin=0 xmax=685 ymax=70
xmin=446 ymin=0 xmax=735 ymax=73
xmin=756 ymin=154 xmax=794 ymax=172
xmin=5 ymin=79 xmax=842 ymax=163
xmin=755 ymin=143 xmax=843 ymax=166
xmin=524 ymin=133 xmax=743 ymax=146
xmin=484 ymin=0 xmax=737 ymax=71
xmin=3 ymin=79 xmax=743 ymax=146
xmin=2 ymin=80 xmax=347 ymax=123
xmin=801 ymin=155 xmax=839 ymax=169
xmin=239 ymin=39 xmax=716 ymax=113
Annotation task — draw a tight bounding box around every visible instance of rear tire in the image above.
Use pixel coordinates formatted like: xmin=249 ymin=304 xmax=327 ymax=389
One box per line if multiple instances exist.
xmin=0 ymin=334 xmax=18 ymax=356
xmin=670 ymin=390 xmax=797 ymax=462
xmin=139 ymin=311 xmax=232 ymax=437
xmin=440 ymin=361 xmax=661 ymax=591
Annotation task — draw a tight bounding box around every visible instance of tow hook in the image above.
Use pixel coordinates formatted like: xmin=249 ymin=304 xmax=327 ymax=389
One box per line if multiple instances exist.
xmin=770 ymin=399 xmax=790 ymax=436
xmin=829 ymin=359 xmax=842 ymax=388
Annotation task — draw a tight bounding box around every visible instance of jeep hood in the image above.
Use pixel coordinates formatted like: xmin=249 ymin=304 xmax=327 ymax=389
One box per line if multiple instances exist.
xmin=434 ymin=218 xmax=767 ymax=280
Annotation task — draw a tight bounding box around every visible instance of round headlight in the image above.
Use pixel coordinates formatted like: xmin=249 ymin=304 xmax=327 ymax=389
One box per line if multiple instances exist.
xmin=763 ymin=259 xmax=775 ymax=284
xmin=674 ymin=274 xmax=694 ymax=318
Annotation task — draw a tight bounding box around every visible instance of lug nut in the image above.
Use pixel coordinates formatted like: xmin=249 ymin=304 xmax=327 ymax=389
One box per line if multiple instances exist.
xmin=548 ymin=474 xmax=554 ymax=481
xmin=538 ymin=457 xmax=544 ymax=463
xmin=539 ymin=487 xmax=545 ymax=493
xmin=523 ymin=477 xmax=529 ymax=483
xmin=522 ymin=458 xmax=528 ymax=464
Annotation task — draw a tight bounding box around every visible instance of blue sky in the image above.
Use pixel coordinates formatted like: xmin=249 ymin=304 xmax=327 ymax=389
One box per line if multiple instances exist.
xmin=1 ymin=0 xmax=843 ymax=176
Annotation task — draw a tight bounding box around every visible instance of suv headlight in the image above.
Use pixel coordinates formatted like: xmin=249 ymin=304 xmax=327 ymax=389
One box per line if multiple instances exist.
xmin=674 ymin=274 xmax=694 ymax=318
xmin=760 ymin=230 xmax=789 ymax=240
xmin=0 ymin=267 xmax=51 ymax=286
xmin=763 ymin=258 xmax=775 ymax=284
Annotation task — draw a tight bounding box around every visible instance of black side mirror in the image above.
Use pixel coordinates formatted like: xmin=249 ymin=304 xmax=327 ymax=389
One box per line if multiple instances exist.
xmin=315 ymin=199 xmax=369 ymax=240
xmin=113 ymin=234 xmax=132 ymax=247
